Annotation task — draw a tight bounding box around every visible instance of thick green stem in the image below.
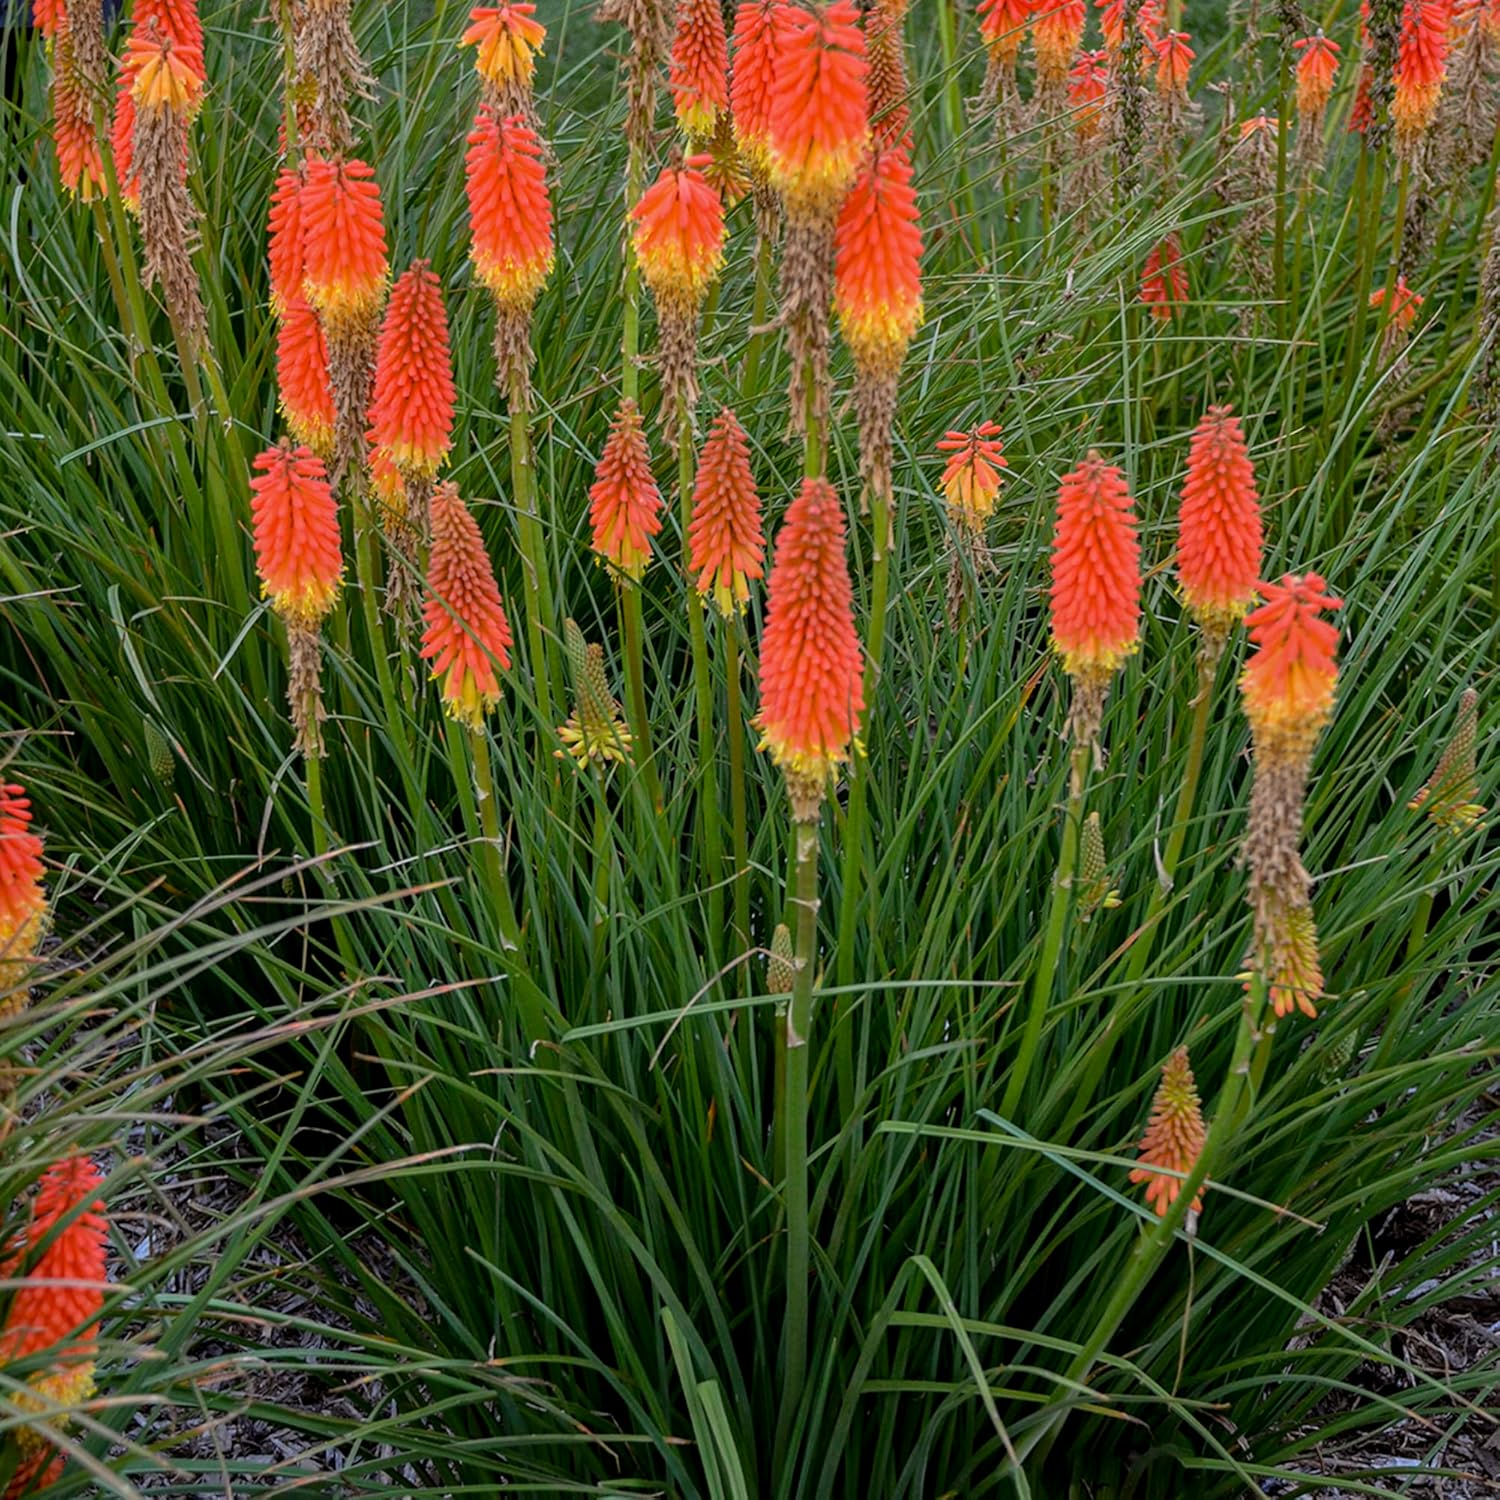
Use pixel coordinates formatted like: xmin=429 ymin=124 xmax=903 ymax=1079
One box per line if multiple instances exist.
xmin=1016 ymin=974 xmax=1272 ymax=1472
xmin=619 ymin=583 xmax=663 ymax=812
xmin=681 ymin=405 xmax=725 ymax=967
xmin=508 ymin=373 xmax=559 ymax=733
xmin=727 ymin=621 xmax=751 ymax=990
xmin=1001 ymin=742 xmax=1088 ymax=1120
xmin=740 ymin=231 xmax=774 ymax=400
xmin=470 ymin=726 xmax=522 ymax=952
xmin=774 ymin=819 xmax=820 ymax=1474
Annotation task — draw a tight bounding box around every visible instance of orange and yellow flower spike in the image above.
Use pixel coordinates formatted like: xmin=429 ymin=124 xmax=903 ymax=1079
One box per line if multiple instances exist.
xmin=937 ymin=422 xmax=1006 ymax=537
xmin=729 ymin=0 xmax=782 ymax=175
xmin=276 ymin=294 xmax=338 ymax=460
xmin=368 ymin=260 xmax=456 ymax=482
xmin=589 ymin=399 xmax=663 ymax=580
xmin=462 ymin=3 xmax=546 ymax=118
xmin=1129 ymin=1047 xmax=1207 ymax=1219
xmin=669 ymin=0 xmax=730 ymax=140
xmin=0 ymin=783 xmax=46 ymax=1020
xmin=688 ymin=408 xmax=765 ymax=616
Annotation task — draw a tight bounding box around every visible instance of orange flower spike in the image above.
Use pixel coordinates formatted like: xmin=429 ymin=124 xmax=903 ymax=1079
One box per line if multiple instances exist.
xmin=1140 ymin=233 xmax=1188 ymax=322
xmin=937 ymin=422 xmax=1006 ymax=529
xmin=461 ymin=4 xmax=546 ymax=93
xmin=1153 ymin=29 xmax=1194 ymax=94
xmin=833 ymin=142 xmax=923 ymax=374
xmin=420 ymin=484 xmax=513 ymax=728
xmin=465 ymin=110 xmax=554 ymax=308
xmin=0 ymin=782 xmax=46 ymax=1015
xmin=1369 ymin=275 xmax=1424 ymax=330
xmin=1033 ymin=0 xmax=1086 ymax=85
xmin=1128 ymin=1048 xmax=1207 ymax=1217
xmin=368 ymin=261 xmax=456 ymax=480
xmin=33 ymin=0 xmax=65 ymax=41
xmin=977 ymin=0 xmax=1035 ymax=66
xmin=688 ymin=408 xmax=765 ymax=615
xmin=631 ymin=160 xmax=727 ymax=312
xmin=51 ymin=42 xmax=106 ymax=200
xmin=111 ymin=84 xmax=139 ymax=209
xmin=670 ymin=0 xmax=730 ymax=139
xmin=249 ymin=444 xmax=343 ymax=628
xmin=1241 ymin=574 xmax=1342 ymax=756
xmin=1393 ymin=0 xmax=1451 ymax=148
xmin=1067 ymin=48 xmax=1110 ymax=138
xmin=1293 ymin=34 xmax=1341 ymax=119
xmin=133 ymin=0 xmax=205 ymax=75
xmin=299 ymin=156 xmax=389 ymax=335
xmin=730 ymin=0 xmax=783 ymax=172
xmin=368 ymin=442 xmax=406 ymax=516
xmin=757 ymin=476 xmax=864 ymax=817
xmin=767 ymin=2 xmax=870 ymax=222
xmin=1049 ymin=452 xmax=1141 ymax=681
xmin=1098 ymin=0 xmax=1162 ymax=51
xmin=267 ymin=167 xmax=306 ymax=317
xmin=1177 ymin=406 xmax=1263 ymax=636
xmin=588 ymin=399 xmax=663 ymax=579
xmin=276 ymin=295 xmax=337 ymax=459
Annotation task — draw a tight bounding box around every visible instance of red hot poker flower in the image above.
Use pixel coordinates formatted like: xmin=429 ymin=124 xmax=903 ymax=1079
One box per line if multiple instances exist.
xmin=1369 ymin=274 xmax=1424 ymax=330
xmin=937 ymin=421 xmax=1006 ymax=533
xmin=670 ymin=0 xmax=730 ymax=139
xmin=1128 ymin=1048 xmax=1207 ymax=1217
xmin=299 ymin=156 xmax=390 ymax=334
xmin=730 ymin=0 xmax=783 ymax=173
xmin=268 ymin=167 xmax=306 ymax=316
xmin=1033 ymin=0 xmax=1086 ymax=86
xmin=1140 ymin=233 xmax=1188 ymax=321
xmin=1068 ymin=48 xmax=1110 ymax=139
xmin=977 ymin=0 xmax=1035 ymax=67
xmin=461 ymin=4 xmax=546 ymax=94
xmin=1177 ymin=405 xmax=1262 ymax=638
xmin=0 ymin=782 xmax=46 ymax=1017
xmin=367 ymin=260 xmax=456 ymax=480
xmin=589 ymin=399 xmax=663 ymax=579
xmin=865 ymin=0 xmax=912 ymax=149
xmin=631 ymin=160 xmax=727 ymax=313
xmin=767 ymin=2 xmax=870 ymax=222
xmin=1241 ymin=573 xmax=1342 ymax=758
xmin=249 ymin=443 xmax=343 ymax=628
xmin=1393 ymin=0 xmax=1451 ymax=150
xmin=420 ymin=483 xmax=513 ymax=728
xmin=757 ymin=476 xmax=864 ymax=819
xmin=1153 ymin=28 xmax=1194 ymax=95
xmin=1293 ymin=33 xmax=1341 ymax=119
xmin=276 ymin=294 xmax=337 ymax=459
xmin=465 ymin=109 xmax=554 ymax=309
xmin=688 ymin=407 xmax=765 ymax=615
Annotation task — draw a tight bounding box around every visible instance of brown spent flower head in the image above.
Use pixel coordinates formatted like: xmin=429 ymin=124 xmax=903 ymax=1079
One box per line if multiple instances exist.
xmin=865 ymin=0 xmax=912 ymax=149
xmin=688 ymin=408 xmax=765 ymax=616
xmin=1129 ymin=1046 xmax=1207 ymax=1218
xmin=597 ymin=0 xmax=673 ymax=150
xmin=556 ymin=618 xmax=633 ymax=768
xmin=420 ymin=483 xmax=514 ymax=728
xmin=1409 ymin=687 xmax=1485 ymax=831
xmin=294 ymin=0 xmax=374 ymax=154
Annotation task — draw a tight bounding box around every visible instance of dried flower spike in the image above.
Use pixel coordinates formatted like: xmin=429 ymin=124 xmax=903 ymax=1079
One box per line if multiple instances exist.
xmin=937 ymin=422 xmax=1006 ymax=537
xmin=0 ymin=783 xmax=46 ymax=1020
xmin=865 ymin=0 xmax=912 ymax=149
xmin=0 ymin=1156 xmax=108 ymax=1495
xmin=294 ymin=0 xmax=374 ymax=154
xmin=1129 ymin=1047 xmax=1207 ymax=1218
xmin=1049 ymin=452 xmax=1141 ymax=751
xmin=688 ymin=408 xmax=765 ymax=616
xmin=48 ymin=18 xmax=106 ymax=200
xmin=421 ymin=483 xmax=514 ymax=728
xmin=834 ymin=142 xmax=924 ymax=508
xmin=1410 ymin=687 xmax=1485 ymax=831
xmin=757 ymin=476 xmax=865 ymax=821
xmin=1177 ymin=405 xmax=1262 ymax=648
xmin=589 ymin=398 xmax=663 ymax=579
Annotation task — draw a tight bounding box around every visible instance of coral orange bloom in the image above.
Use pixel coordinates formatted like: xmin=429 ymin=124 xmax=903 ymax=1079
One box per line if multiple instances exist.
xmin=111 ymin=82 xmax=139 ymax=209
xmin=1033 ymin=0 xmax=1086 ymax=85
xmin=299 ymin=156 xmax=389 ymax=334
xmin=1067 ymin=48 xmax=1110 ymax=138
xmin=669 ymin=0 xmax=730 ymax=138
xmin=757 ymin=476 xmax=864 ymax=819
xmin=1241 ymin=573 xmax=1342 ymax=757
xmin=1293 ymin=33 xmax=1341 ymax=119
xmin=0 ymin=1154 xmax=107 ymax=1491
xmin=1152 ymin=28 xmax=1194 ymax=94
xmin=688 ymin=407 xmax=765 ymax=615
xmin=1129 ymin=1048 xmax=1207 ymax=1217
xmin=631 ymin=160 xmax=726 ymax=312
xmin=465 ymin=109 xmax=554 ymax=309
xmin=132 ymin=0 xmax=205 ymax=76
xmin=249 ymin=443 xmax=343 ymax=627
xmin=730 ymin=0 xmax=783 ymax=171
xmin=367 ymin=260 xmax=456 ymax=479
xmin=268 ymin=167 xmax=306 ymax=316
xmin=50 ymin=33 xmax=106 ymax=199
xmin=420 ymin=483 xmax=513 ymax=727
xmin=588 ymin=399 xmax=662 ymax=579
xmin=1049 ymin=452 xmax=1141 ymax=682
xmin=33 ymin=0 xmax=65 ymax=40
xmin=977 ymin=0 xmax=1035 ymax=65
xmin=1099 ymin=0 xmax=1162 ymax=51
xmin=461 ymin=3 xmax=546 ymax=92
xmin=834 ymin=142 xmax=923 ymax=374
xmin=368 ymin=441 xmax=406 ymax=517
xmin=1140 ymin=233 xmax=1188 ymax=321
xmin=0 ymin=782 xmax=46 ymax=1017
xmin=937 ymin=421 xmax=1006 ymax=533
xmin=1393 ymin=0 xmax=1451 ymax=150
xmin=1177 ymin=405 xmax=1262 ymax=637
xmin=276 ymin=295 xmax=337 ymax=459
xmin=124 ymin=26 xmax=204 ymax=112
xmin=767 ymin=2 xmax=870 ymax=221
xmin=1370 ymin=274 xmax=1424 ymax=330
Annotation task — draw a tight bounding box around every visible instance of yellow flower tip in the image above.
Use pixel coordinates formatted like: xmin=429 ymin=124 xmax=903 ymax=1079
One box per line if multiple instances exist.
xmin=461 ymin=4 xmax=546 ymax=89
